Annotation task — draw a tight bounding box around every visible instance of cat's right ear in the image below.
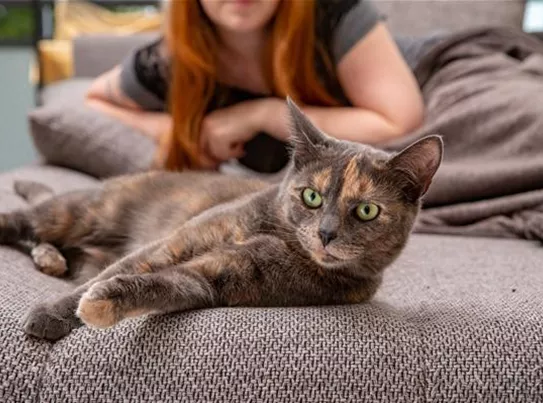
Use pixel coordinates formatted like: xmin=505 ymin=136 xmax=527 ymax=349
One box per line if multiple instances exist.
xmin=387 ymin=135 xmax=443 ymax=202
xmin=286 ymin=97 xmax=331 ymax=169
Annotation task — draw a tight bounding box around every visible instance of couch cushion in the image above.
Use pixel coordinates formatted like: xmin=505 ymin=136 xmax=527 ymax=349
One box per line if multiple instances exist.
xmin=38 ymin=77 xmax=93 ymax=106
xmin=0 ymin=166 xmax=98 ymax=402
xmin=0 ymin=165 xmax=98 ymax=199
xmin=29 ymin=81 xmax=156 ymax=179
xmin=1 ymin=166 xmax=542 ymax=401
xmin=73 ymin=32 xmax=160 ymax=79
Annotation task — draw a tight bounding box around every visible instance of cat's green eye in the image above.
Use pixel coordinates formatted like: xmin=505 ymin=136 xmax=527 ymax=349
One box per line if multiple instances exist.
xmin=356 ymin=203 xmax=380 ymax=221
xmin=302 ymin=188 xmax=323 ymax=208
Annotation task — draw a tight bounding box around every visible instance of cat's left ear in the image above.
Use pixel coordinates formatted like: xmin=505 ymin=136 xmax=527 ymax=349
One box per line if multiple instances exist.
xmin=286 ymin=97 xmax=331 ymax=168
xmin=387 ymin=135 xmax=443 ymax=202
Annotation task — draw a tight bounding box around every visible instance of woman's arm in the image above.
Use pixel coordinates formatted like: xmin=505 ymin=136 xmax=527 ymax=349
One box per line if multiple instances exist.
xmin=260 ymin=23 xmax=424 ymax=144
xmin=85 ymin=66 xmax=172 ymax=141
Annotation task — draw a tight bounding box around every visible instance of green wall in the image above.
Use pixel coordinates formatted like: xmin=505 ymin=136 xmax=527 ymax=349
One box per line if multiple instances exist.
xmin=0 ymin=47 xmax=36 ymax=172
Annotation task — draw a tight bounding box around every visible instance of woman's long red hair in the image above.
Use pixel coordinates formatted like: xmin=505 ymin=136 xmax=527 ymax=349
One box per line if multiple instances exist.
xmin=159 ymin=0 xmax=339 ymax=170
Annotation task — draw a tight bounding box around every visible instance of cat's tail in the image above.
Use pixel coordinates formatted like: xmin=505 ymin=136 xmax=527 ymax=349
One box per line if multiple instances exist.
xmin=1 ymin=180 xmax=53 ymax=245
xmin=0 ymin=211 xmax=68 ymax=277
xmin=2 ymin=183 xmax=68 ymax=276
xmin=14 ymin=180 xmax=54 ymax=205
xmin=0 ymin=210 xmax=36 ymax=245
xmin=0 ymin=180 xmax=50 ymax=245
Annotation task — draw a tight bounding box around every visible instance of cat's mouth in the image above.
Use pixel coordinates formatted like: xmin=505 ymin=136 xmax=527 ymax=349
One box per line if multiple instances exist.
xmin=310 ymin=247 xmax=343 ymax=265
xmin=297 ymin=231 xmax=349 ymax=266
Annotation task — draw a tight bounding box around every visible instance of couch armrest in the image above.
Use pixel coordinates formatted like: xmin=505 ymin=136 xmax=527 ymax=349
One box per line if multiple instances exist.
xmin=72 ymin=32 xmax=159 ymax=78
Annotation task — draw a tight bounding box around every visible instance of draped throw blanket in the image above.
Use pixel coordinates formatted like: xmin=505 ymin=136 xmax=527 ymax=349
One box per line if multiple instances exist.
xmin=383 ymin=27 xmax=543 ymax=241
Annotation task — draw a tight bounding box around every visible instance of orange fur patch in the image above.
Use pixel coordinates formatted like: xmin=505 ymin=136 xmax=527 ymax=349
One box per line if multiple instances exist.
xmin=187 ymin=254 xmax=224 ymax=279
xmin=166 ymin=242 xmax=183 ymax=260
xmin=339 ymin=158 xmax=375 ymax=202
xmin=77 ymin=298 xmax=118 ymax=328
xmin=136 ymin=261 xmax=153 ymax=274
xmin=313 ymin=168 xmax=332 ymax=192
xmin=231 ymin=227 xmax=246 ymax=244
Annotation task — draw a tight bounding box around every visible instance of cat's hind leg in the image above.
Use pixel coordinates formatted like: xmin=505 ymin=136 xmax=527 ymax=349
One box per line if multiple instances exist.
xmin=2 ymin=186 xmax=96 ymax=277
xmin=3 ymin=180 xmax=67 ymax=276
xmin=2 ymin=180 xmax=57 ymax=245
xmin=30 ymin=243 xmax=68 ymax=277
xmin=12 ymin=180 xmax=67 ymax=276
xmin=0 ymin=210 xmax=38 ymax=246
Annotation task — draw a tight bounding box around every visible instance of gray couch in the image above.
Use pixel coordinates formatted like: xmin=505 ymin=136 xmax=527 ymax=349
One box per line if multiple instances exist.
xmin=2 ymin=1 xmax=542 ymax=402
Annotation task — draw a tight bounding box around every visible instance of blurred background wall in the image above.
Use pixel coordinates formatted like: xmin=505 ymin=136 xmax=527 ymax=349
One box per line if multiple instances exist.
xmin=0 ymin=0 xmax=161 ymax=172
xmin=0 ymin=47 xmax=35 ymax=171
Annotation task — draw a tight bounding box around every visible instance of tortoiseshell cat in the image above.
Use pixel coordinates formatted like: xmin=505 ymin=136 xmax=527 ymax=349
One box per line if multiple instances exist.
xmin=0 ymin=99 xmax=442 ymax=341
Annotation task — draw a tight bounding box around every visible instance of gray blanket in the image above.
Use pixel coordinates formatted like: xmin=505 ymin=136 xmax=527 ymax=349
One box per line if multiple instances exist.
xmin=385 ymin=27 xmax=543 ymax=241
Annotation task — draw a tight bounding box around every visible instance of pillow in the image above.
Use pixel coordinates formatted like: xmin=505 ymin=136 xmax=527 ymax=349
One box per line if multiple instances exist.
xmin=29 ymin=79 xmax=156 ymax=179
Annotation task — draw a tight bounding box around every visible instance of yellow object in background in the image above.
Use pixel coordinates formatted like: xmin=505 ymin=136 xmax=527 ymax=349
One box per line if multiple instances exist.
xmin=53 ymin=0 xmax=162 ymax=40
xmin=30 ymin=0 xmax=162 ymax=85
xmin=29 ymin=40 xmax=73 ymax=85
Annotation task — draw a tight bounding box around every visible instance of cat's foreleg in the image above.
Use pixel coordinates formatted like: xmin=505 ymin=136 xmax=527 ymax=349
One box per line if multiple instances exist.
xmin=1 ymin=187 xmax=95 ymax=277
xmin=21 ymin=238 xmax=167 ymax=341
xmin=75 ymin=236 xmax=287 ymax=329
xmin=76 ymin=267 xmax=215 ymax=328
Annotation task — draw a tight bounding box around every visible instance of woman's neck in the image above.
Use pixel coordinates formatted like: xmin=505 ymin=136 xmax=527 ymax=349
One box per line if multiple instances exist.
xmin=215 ymin=28 xmax=271 ymax=93
xmin=217 ymin=28 xmax=267 ymax=63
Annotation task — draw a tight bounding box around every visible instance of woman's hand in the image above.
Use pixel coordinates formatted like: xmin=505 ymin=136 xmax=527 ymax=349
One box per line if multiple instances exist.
xmin=200 ymin=99 xmax=271 ymax=162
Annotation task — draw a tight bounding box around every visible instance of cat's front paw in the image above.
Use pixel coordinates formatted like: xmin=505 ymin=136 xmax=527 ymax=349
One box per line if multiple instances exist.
xmin=76 ymin=282 xmax=120 ymax=329
xmin=22 ymin=304 xmax=75 ymax=341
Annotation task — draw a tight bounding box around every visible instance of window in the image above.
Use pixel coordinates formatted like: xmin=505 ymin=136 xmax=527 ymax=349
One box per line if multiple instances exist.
xmin=0 ymin=1 xmax=160 ymax=47
xmin=524 ymin=0 xmax=543 ymax=32
xmin=0 ymin=3 xmax=35 ymax=46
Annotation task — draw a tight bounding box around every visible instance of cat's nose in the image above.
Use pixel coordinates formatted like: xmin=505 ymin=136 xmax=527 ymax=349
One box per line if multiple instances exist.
xmin=319 ymin=229 xmax=337 ymax=247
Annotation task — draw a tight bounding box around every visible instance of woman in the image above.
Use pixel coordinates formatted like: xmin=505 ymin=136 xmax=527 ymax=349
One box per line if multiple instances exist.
xmin=86 ymin=0 xmax=423 ymax=174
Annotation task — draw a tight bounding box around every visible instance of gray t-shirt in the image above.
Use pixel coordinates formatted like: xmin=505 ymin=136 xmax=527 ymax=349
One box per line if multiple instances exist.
xmin=119 ymin=0 xmax=383 ymax=111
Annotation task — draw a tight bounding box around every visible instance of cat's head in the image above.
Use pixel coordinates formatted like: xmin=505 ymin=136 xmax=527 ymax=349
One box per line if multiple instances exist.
xmin=278 ymin=98 xmax=443 ymax=274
